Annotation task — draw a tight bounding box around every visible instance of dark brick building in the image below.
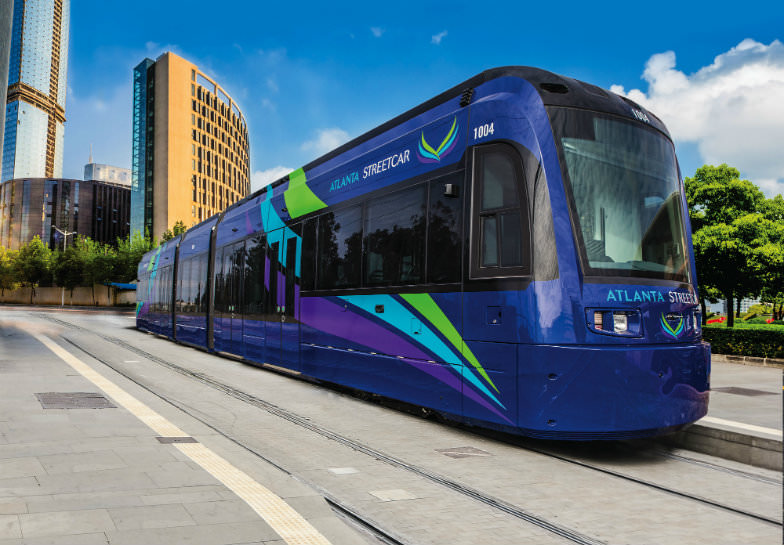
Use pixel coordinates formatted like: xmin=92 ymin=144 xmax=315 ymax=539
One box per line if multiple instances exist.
xmin=0 ymin=178 xmax=130 ymax=250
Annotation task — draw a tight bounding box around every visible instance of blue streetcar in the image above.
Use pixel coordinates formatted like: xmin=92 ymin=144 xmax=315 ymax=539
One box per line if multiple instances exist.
xmin=136 ymin=67 xmax=710 ymax=440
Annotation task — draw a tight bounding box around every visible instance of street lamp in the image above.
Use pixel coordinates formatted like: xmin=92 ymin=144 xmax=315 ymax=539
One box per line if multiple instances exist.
xmin=52 ymin=225 xmax=76 ymax=250
xmin=52 ymin=226 xmax=77 ymax=307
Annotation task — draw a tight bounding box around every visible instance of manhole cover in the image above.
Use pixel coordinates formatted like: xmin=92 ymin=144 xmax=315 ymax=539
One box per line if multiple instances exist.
xmin=435 ymin=446 xmax=492 ymax=459
xmin=35 ymin=392 xmax=117 ymax=409
xmin=711 ymin=387 xmax=777 ymax=397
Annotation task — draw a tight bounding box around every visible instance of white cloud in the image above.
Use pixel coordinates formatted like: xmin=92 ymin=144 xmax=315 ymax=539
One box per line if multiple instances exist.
xmin=251 ymin=166 xmax=293 ymax=192
xmin=301 ymin=128 xmax=350 ymax=157
xmin=266 ymin=77 xmax=279 ymax=93
xmin=431 ymin=30 xmax=448 ymax=45
xmin=370 ymin=27 xmax=384 ymax=38
xmin=613 ymin=39 xmax=784 ymax=197
xmin=260 ymin=98 xmax=276 ymax=112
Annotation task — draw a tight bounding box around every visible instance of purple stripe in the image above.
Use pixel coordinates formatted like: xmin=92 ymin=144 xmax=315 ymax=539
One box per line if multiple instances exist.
xmin=301 ymin=297 xmax=510 ymax=422
xmin=264 ymin=256 xmax=270 ymax=289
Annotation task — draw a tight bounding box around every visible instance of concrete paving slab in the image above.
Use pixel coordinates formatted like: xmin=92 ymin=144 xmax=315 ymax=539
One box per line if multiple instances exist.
xmin=19 ymin=508 xmax=115 ymax=538
xmin=0 ymin=516 xmax=20 ymax=540
xmin=108 ymin=503 xmax=196 ymax=530
xmin=0 ymin=458 xmax=45 ymax=480
xmin=181 ymin=499 xmax=261 ymax=525
xmin=105 ymin=520 xmax=282 ymax=545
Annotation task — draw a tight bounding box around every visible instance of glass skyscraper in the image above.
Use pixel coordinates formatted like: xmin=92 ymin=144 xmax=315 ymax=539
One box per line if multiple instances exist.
xmin=2 ymin=0 xmax=70 ymax=183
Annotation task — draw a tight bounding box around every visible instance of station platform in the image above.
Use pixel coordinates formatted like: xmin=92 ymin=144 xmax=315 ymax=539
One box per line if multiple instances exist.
xmin=661 ymin=355 xmax=783 ymax=471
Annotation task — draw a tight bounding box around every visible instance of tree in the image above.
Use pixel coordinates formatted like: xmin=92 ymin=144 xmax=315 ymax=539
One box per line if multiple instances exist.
xmin=52 ymin=244 xmax=87 ymax=293
xmin=685 ymin=165 xmax=778 ymax=327
xmin=160 ymin=220 xmax=187 ymax=242
xmin=115 ymin=231 xmax=156 ymax=283
xmin=685 ymin=164 xmax=765 ymax=231
xmin=0 ymin=246 xmax=18 ymax=295
xmin=13 ymin=236 xmax=53 ymax=297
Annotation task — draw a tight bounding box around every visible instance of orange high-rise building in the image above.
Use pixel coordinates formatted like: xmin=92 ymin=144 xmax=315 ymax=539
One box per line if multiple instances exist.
xmin=131 ymin=52 xmax=250 ymax=239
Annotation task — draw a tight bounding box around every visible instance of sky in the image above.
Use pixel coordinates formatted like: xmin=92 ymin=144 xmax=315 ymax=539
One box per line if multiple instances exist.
xmin=63 ymin=1 xmax=784 ymax=197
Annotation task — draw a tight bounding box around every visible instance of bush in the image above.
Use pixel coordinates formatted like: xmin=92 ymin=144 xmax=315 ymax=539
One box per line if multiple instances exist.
xmin=703 ymin=326 xmax=784 ymax=358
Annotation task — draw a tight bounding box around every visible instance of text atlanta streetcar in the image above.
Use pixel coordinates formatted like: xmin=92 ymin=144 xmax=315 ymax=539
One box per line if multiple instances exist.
xmin=137 ymin=67 xmax=710 ymax=439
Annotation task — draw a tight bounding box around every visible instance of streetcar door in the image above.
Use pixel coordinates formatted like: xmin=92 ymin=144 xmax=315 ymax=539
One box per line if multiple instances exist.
xmin=242 ymin=234 xmax=267 ymax=363
xmin=212 ymin=246 xmax=229 ymax=353
xmin=229 ymin=240 xmax=246 ymax=357
xmin=280 ymin=235 xmax=300 ymax=370
xmin=265 ymin=237 xmax=282 ymax=366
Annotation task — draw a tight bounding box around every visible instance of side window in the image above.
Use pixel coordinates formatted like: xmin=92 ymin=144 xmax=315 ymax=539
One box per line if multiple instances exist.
xmin=471 ymin=144 xmax=530 ymax=278
xmin=317 ymin=205 xmax=362 ymax=289
xmin=428 ymin=172 xmax=463 ymax=283
xmin=301 ymin=218 xmax=317 ymax=291
xmin=364 ymin=185 xmax=426 ymax=286
xmin=244 ymin=235 xmax=266 ymax=318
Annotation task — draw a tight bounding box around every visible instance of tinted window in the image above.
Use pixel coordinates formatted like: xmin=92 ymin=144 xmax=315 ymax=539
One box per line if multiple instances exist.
xmin=301 ymin=219 xmax=317 ymax=291
xmin=365 ymin=185 xmax=426 ymax=286
xmin=472 ymin=144 xmax=530 ymax=277
xmin=318 ymin=205 xmax=362 ymax=289
xmin=245 ymin=235 xmax=266 ymax=318
xmin=428 ymin=172 xmax=463 ymax=283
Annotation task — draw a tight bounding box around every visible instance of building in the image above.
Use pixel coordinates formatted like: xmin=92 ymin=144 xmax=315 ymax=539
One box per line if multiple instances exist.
xmin=2 ymin=0 xmax=70 ymax=182
xmin=84 ymin=163 xmax=131 ymax=186
xmin=131 ymin=52 xmax=250 ymax=239
xmin=0 ymin=177 xmax=130 ymax=250
xmin=0 ymin=0 xmax=14 ymax=172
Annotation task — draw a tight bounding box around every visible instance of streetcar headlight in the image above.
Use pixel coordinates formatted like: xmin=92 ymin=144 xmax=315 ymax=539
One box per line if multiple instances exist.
xmin=613 ymin=313 xmax=628 ymax=333
xmin=586 ymin=308 xmax=642 ymax=337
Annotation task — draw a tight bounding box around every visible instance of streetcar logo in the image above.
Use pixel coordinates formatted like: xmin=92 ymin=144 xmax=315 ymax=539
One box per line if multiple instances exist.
xmin=417 ymin=116 xmax=459 ymax=163
xmin=660 ymin=312 xmax=684 ymax=338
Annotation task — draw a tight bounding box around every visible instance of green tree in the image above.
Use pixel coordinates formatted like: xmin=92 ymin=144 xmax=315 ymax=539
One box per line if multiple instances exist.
xmin=0 ymin=246 xmax=18 ymax=295
xmin=685 ymin=164 xmax=765 ymax=231
xmin=13 ymin=236 xmax=53 ymax=296
xmin=160 ymin=220 xmax=187 ymax=242
xmin=52 ymin=243 xmax=87 ymax=292
xmin=686 ymin=165 xmax=783 ymax=327
xmin=115 ymin=231 xmax=156 ymax=283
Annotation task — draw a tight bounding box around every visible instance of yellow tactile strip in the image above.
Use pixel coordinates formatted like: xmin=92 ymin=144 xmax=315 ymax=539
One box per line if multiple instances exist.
xmin=34 ymin=333 xmax=332 ymax=545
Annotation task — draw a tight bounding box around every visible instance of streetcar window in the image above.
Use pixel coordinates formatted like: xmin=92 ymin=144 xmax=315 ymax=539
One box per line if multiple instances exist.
xmin=428 ymin=172 xmax=463 ymax=283
xmin=549 ymin=107 xmax=689 ymax=282
xmin=317 ymin=205 xmax=362 ymax=289
xmin=364 ymin=185 xmax=426 ymax=286
xmin=301 ymin=218 xmax=317 ymax=291
xmin=198 ymin=253 xmax=209 ymax=315
xmin=471 ymin=144 xmax=530 ymax=278
xmin=244 ymin=235 xmax=266 ymax=318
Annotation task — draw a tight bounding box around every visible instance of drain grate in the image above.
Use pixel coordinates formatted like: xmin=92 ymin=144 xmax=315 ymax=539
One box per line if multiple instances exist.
xmin=435 ymin=446 xmax=492 ymax=459
xmin=35 ymin=392 xmax=117 ymax=409
xmin=156 ymin=436 xmax=198 ymax=444
xmin=711 ymin=386 xmax=777 ymax=397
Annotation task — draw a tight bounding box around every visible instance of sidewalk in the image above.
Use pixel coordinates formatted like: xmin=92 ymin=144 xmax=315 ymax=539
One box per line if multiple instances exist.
xmin=662 ymin=358 xmax=782 ymax=470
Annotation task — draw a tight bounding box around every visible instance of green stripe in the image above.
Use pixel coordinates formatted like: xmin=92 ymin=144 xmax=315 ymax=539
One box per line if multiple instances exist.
xmin=401 ymin=293 xmax=499 ymax=393
xmin=420 ymin=132 xmax=439 ymax=158
xmin=283 ymin=168 xmax=327 ymax=218
xmin=435 ymin=117 xmax=457 ymax=155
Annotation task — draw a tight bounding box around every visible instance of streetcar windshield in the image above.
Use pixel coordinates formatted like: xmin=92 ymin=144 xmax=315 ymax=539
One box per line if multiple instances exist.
xmin=548 ymin=107 xmax=690 ymax=283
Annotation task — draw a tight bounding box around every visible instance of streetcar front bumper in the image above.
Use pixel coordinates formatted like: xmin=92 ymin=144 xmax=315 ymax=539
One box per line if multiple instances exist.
xmin=516 ymin=341 xmax=710 ymax=439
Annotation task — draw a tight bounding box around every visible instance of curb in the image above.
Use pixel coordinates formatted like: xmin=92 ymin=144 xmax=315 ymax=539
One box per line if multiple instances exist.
xmin=659 ymin=424 xmax=782 ymax=472
xmin=711 ymin=353 xmax=784 ymax=369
